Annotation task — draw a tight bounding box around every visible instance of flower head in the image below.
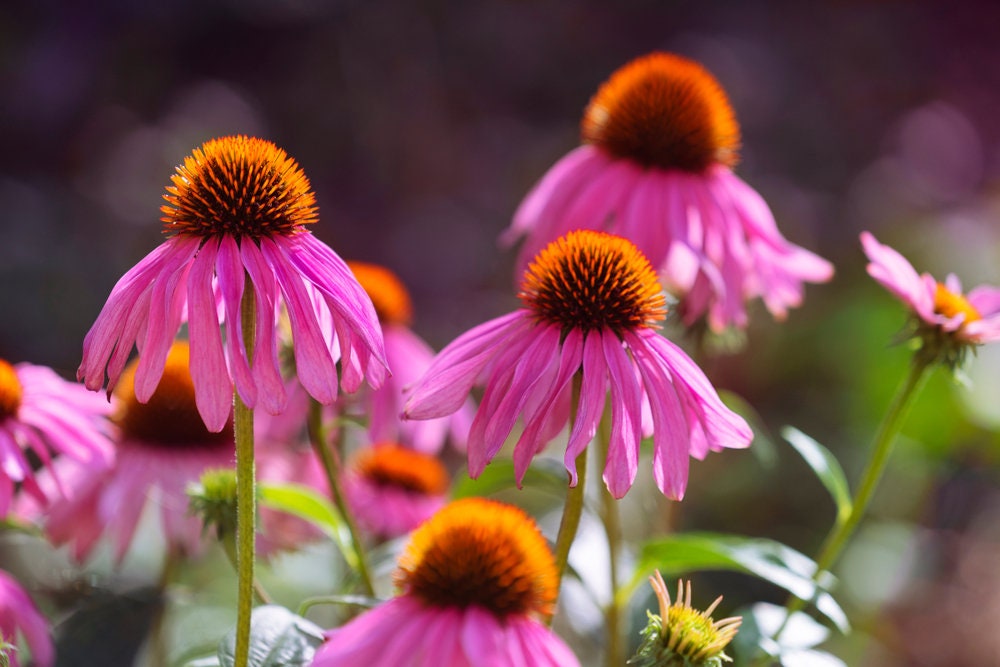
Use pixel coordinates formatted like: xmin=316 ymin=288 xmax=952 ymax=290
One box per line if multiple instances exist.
xmin=0 ymin=570 xmax=53 ymax=667
xmin=405 ymin=230 xmax=752 ymax=500
xmin=79 ymin=135 xmax=386 ymax=432
xmin=343 ymin=443 xmax=449 ymax=539
xmin=312 ymin=498 xmax=579 ymax=667
xmin=341 ymin=261 xmax=473 ymax=453
xmin=0 ymin=358 xmax=112 ymax=516
xmin=27 ymin=342 xmax=235 ymax=562
xmin=861 ymin=231 xmax=1000 ymax=365
xmin=629 ymin=572 xmax=741 ymax=667
xmin=505 ymin=52 xmax=832 ymax=331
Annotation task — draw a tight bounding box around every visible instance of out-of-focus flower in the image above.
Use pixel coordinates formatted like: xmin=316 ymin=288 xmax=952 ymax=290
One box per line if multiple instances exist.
xmin=505 ymin=52 xmax=832 ymax=331
xmin=343 ymin=261 xmax=472 ymax=454
xmin=311 ymin=498 xmax=579 ymax=666
xmin=26 ymin=342 xmax=234 ymax=562
xmin=405 ymin=230 xmax=752 ymax=500
xmin=0 ymin=358 xmax=112 ymax=516
xmin=342 ymin=443 xmax=449 ymax=539
xmin=0 ymin=570 xmax=53 ymax=667
xmin=861 ymin=231 xmax=1000 ymax=365
xmin=78 ymin=135 xmax=387 ymax=432
xmin=628 ymin=572 xmax=741 ymax=667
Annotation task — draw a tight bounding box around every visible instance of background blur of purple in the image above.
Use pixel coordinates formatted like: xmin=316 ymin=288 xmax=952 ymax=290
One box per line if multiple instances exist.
xmin=4 ymin=1 xmax=1000 ymax=665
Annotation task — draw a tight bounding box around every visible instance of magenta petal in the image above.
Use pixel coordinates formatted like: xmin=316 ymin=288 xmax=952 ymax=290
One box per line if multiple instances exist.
xmin=240 ymin=239 xmax=287 ymax=414
xmin=215 ymin=235 xmax=257 ymax=407
xmin=186 ymin=238 xmax=233 ymax=432
xmin=405 ymin=312 xmax=528 ymax=420
xmin=260 ymin=237 xmax=339 ymax=404
xmin=601 ymin=331 xmax=642 ymax=499
xmin=512 ymin=328 xmax=583 ymax=484
xmin=563 ymin=333 xmax=607 ymax=484
xmin=460 ymin=606 xmax=506 ymax=665
xmin=627 ymin=334 xmax=692 ymax=499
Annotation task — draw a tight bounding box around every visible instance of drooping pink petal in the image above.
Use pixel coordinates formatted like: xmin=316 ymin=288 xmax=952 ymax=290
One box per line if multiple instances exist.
xmin=601 ymin=330 xmax=643 ymax=499
xmin=185 ymin=238 xmax=233 ymax=432
xmin=563 ymin=333 xmax=608 ymax=485
xmin=239 ymin=239 xmax=287 ymax=414
xmin=214 ymin=235 xmax=258 ymax=407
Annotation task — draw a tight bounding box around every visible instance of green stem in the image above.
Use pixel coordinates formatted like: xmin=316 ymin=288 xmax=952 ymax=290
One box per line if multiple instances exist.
xmin=597 ymin=416 xmax=623 ymax=667
xmin=308 ymin=399 xmax=376 ymax=597
xmin=233 ymin=278 xmax=257 ymax=667
xmin=774 ymin=353 xmax=935 ymax=644
xmin=221 ymin=535 xmax=273 ymax=605
xmin=547 ymin=373 xmax=587 ymax=629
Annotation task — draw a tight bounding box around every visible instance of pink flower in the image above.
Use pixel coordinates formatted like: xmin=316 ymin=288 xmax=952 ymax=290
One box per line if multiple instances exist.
xmin=311 ymin=498 xmax=579 ymax=667
xmin=24 ymin=343 xmax=235 ymax=562
xmin=78 ymin=136 xmax=387 ymax=432
xmin=342 ymin=443 xmax=449 ymax=539
xmin=0 ymin=358 xmax=112 ymax=516
xmin=861 ymin=231 xmax=1000 ymax=344
xmin=504 ymin=52 xmax=832 ymax=331
xmin=0 ymin=569 xmax=54 ymax=667
xmin=405 ymin=230 xmax=752 ymax=500
xmin=342 ymin=262 xmax=473 ymax=454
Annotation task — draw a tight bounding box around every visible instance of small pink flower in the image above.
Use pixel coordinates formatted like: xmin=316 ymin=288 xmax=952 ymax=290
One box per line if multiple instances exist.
xmin=78 ymin=136 xmax=387 ymax=432
xmin=342 ymin=262 xmax=473 ymax=454
xmin=405 ymin=230 xmax=752 ymax=500
xmin=0 ymin=569 xmax=54 ymax=667
xmin=0 ymin=358 xmax=112 ymax=516
xmin=25 ymin=343 xmax=234 ymax=562
xmin=504 ymin=52 xmax=832 ymax=331
xmin=342 ymin=443 xmax=449 ymax=539
xmin=861 ymin=231 xmax=1000 ymax=344
xmin=312 ymin=498 xmax=579 ymax=667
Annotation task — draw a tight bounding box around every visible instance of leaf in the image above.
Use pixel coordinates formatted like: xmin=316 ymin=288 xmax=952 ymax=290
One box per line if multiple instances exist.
xmin=450 ymin=457 xmax=569 ymax=500
xmin=628 ymin=533 xmax=849 ymax=633
xmin=734 ymin=603 xmax=847 ymax=666
xmin=782 ymin=426 xmax=852 ymax=524
xmin=257 ymin=482 xmax=357 ymax=570
xmin=218 ymin=605 xmax=325 ymax=667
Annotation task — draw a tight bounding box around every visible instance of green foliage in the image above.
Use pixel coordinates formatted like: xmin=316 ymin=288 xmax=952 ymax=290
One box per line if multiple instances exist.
xmin=217 ymin=606 xmax=324 ymax=667
xmin=629 ymin=533 xmax=847 ymax=633
xmin=257 ymin=482 xmax=356 ymax=570
xmin=782 ymin=426 xmax=852 ymax=525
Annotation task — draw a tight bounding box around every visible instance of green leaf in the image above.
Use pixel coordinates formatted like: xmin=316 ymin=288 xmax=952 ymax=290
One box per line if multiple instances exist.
xmin=450 ymin=457 xmax=569 ymax=500
xmin=782 ymin=426 xmax=852 ymax=524
xmin=628 ymin=533 xmax=849 ymax=633
xmin=257 ymin=482 xmax=357 ymax=570
xmin=218 ymin=605 xmax=325 ymax=667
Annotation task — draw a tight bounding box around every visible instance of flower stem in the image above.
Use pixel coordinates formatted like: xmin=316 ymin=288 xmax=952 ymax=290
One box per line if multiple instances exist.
xmin=774 ymin=353 xmax=935 ymax=644
xmin=597 ymin=415 xmax=623 ymax=667
xmin=548 ymin=373 xmax=587 ymax=628
xmin=307 ymin=399 xmax=375 ymax=597
xmin=233 ymin=277 xmax=257 ymax=667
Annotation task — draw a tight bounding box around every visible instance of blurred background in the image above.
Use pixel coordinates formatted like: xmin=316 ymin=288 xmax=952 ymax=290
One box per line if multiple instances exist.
xmin=3 ymin=0 xmax=1000 ymax=665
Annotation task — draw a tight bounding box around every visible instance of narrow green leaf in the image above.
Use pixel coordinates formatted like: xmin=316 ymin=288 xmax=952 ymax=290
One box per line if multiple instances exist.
xmin=218 ymin=606 xmax=324 ymax=667
xmin=628 ymin=532 xmax=849 ymax=633
xmin=782 ymin=426 xmax=852 ymax=524
xmin=257 ymin=482 xmax=357 ymax=570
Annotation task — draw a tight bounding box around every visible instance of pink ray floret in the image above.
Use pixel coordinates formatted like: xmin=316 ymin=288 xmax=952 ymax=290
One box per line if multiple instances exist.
xmin=861 ymin=231 xmax=1000 ymax=344
xmin=507 ymin=147 xmax=833 ymax=331
xmin=0 ymin=569 xmax=54 ymax=667
xmin=78 ymin=232 xmax=387 ymax=432
xmin=0 ymin=361 xmax=113 ymax=517
xmin=311 ymin=596 xmax=579 ymax=667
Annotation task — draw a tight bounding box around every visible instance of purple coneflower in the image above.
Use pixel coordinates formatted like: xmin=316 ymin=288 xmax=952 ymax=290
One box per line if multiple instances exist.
xmin=404 ymin=230 xmax=752 ymax=500
xmin=26 ymin=342 xmax=234 ymax=562
xmin=0 ymin=358 xmax=112 ymax=516
xmin=505 ymin=52 xmax=832 ymax=331
xmin=0 ymin=569 xmax=53 ymax=667
xmin=342 ymin=443 xmax=449 ymax=539
xmin=311 ymin=498 xmax=579 ymax=667
xmin=862 ymin=231 xmax=1000 ymax=347
xmin=78 ymin=135 xmax=386 ymax=432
